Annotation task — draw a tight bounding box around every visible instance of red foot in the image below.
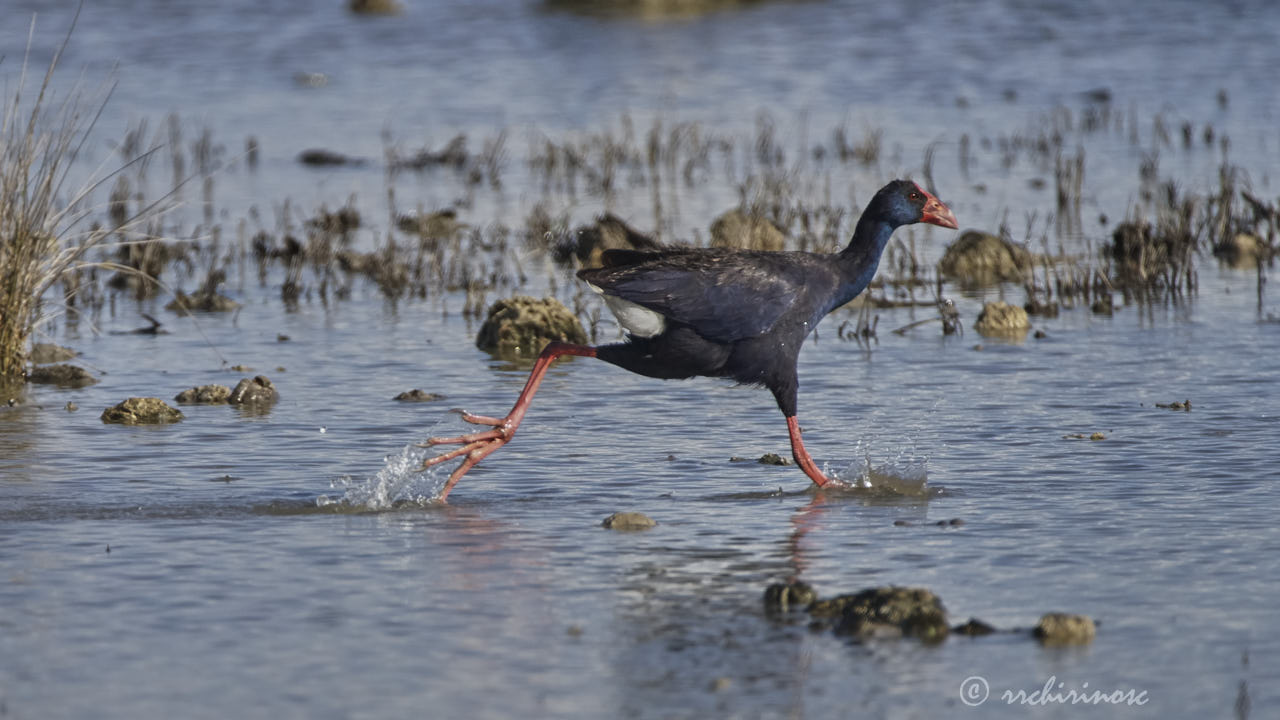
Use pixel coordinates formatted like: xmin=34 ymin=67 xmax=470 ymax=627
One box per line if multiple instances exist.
xmin=417 ymin=342 xmax=597 ymax=501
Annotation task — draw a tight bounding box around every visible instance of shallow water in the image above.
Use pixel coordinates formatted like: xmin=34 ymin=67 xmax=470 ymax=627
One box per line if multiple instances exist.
xmin=3 ymin=1 xmax=1280 ymax=718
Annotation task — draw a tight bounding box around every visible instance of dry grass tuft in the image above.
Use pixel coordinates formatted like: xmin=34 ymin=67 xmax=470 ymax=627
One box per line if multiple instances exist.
xmin=1 ymin=11 xmax=176 ymax=379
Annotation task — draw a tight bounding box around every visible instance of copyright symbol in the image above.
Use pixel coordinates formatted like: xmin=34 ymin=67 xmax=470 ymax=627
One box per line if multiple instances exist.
xmin=960 ymin=675 xmax=989 ymax=706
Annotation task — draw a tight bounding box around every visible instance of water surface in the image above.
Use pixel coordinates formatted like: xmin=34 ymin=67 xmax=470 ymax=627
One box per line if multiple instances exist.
xmin=2 ymin=1 xmax=1278 ymax=718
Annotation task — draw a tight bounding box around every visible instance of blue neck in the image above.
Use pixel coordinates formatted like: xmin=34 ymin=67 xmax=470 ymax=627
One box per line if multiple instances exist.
xmin=832 ymin=218 xmax=896 ymax=306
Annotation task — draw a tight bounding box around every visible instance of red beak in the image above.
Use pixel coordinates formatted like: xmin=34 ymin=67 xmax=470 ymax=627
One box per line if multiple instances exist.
xmin=920 ymin=189 xmax=958 ymax=229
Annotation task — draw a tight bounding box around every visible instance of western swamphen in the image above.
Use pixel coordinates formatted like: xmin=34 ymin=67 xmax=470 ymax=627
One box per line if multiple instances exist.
xmin=423 ymin=180 xmax=957 ymax=499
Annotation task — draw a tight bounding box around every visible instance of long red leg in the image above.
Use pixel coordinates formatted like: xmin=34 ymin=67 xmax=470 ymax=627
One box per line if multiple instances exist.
xmin=787 ymin=415 xmax=833 ymax=488
xmin=421 ymin=341 xmax=597 ymax=501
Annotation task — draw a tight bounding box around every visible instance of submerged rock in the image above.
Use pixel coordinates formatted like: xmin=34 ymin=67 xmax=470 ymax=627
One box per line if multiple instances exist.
xmin=1214 ymin=232 xmax=1266 ymax=269
xmin=349 ymin=0 xmax=403 ymax=14
xmin=710 ymin=208 xmax=787 ymax=252
xmin=1033 ymin=612 xmax=1096 ymax=645
xmin=307 ymin=205 xmax=362 ymax=235
xmin=174 ymin=384 xmax=232 ymax=405
xmin=763 ymin=581 xmax=817 ymax=613
xmin=166 ymin=289 xmax=240 ymax=314
xmin=228 ymin=376 xmax=278 ymax=405
xmin=811 ymin=586 xmax=949 ymax=642
xmin=394 ymin=389 xmax=447 ymax=402
xmin=101 ymin=397 xmax=183 ymax=425
xmin=298 ymin=149 xmax=363 ymax=166
xmin=26 ymin=364 xmax=98 ymax=388
xmin=974 ymin=300 xmax=1031 ymax=336
xmin=475 ymin=296 xmax=588 ymax=359
xmin=601 ymin=512 xmax=657 ymax=531
xmin=396 ymin=209 xmax=465 ymax=243
xmin=29 ymin=343 xmax=78 ymax=364
xmin=938 ymin=231 xmax=1031 ymax=287
xmin=953 ymin=618 xmax=997 ymax=636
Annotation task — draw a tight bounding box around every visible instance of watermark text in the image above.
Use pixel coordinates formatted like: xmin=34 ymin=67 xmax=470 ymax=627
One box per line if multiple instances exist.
xmin=960 ymin=675 xmax=1149 ymax=707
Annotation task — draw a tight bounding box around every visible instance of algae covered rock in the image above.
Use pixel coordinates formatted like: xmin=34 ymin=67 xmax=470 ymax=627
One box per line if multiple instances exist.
xmin=811 ymin=586 xmax=949 ymax=642
xmin=974 ymin=300 xmax=1031 ymax=336
xmin=26 ymin=364 xmax=98 ymax=388
xmin=763 ymin=581 xmax=817 ymax=613
xmin=601 ymin=512 xmax=657 ymax=531
xmin=1214 ymin=232 xmax=1266 ymax=269
xmin=710 ymin=208 xmax=788 ymax=252
xmin=174 ymin=384 xmax=232 ymax=404
xmin=953 ymin=618 xmax=997 ymax=636
xmin=228 ymin=376 xmax=278 ymax=405
xmin=393 ymin=389 xmax=447 ymax=402
xmin=101 ymin=397 xmax=184 ymax=425
xmin=349 ymin=0 xmax=403 ymax=15
xmin=165 ymin=289 xmax=240 ymax=314
xmin=1033 ymin=612 xmax=1096 ymax=645
xmin=938 ymin=230 xmax=1031 ymax=287
xmin=476 ymin=296 xmax=588 ymax=359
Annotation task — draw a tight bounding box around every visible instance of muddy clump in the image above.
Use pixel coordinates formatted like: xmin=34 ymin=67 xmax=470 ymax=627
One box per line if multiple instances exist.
xmin=974 ymin=300 xmax=1031 ymax=336
xmin=710 ymin=208 xmax=787 ymax=252
xmin=1033 ymin=612 xmax=1096 ymax=645
xmin=101 ymin=397 xmax=183 ymax=425
xmin=601 ymin=512 xmax=657 ymax=530
xmin=810 ymin=586 xmax=949 ymax=642
xmin=349 ymin=0 xmax=403 ymax=16
xmin=388 ymin=134 xmax=468 ymax=172
xmin=394 ymin=389 xmax=447 ymax=402
xmin=757 ymin=453 xmax=791 ymax=466
xmin=559 ymin=214 xmax=661 ymax=268
xmin=174 ymin=384 xmax=232 ymax=404
xmin=763 ymin=581 xmax=817 ymax=613
xmin=308 ymin=205 xmax=362 ymax=235
xmin=166 ymin=289 xmax=239 ymax=313
xmin=952 ymin=618 xmax=997 ymax=636
xmin=228 ymin=376 xmax=278 ymax=405
xmin=298 ymin=149 xmax=364 ymax=167
xmin=396 ymin=209 xmax=465 ymax=244
xmin=29 ymin=343 xmax=78 ymax=364
xmin=166 ymin=271 xmax=240 ymax=314
xmin=476 ymin=296 xmax=588 ymax=358
xmin=938 ymin=230 xmax=1032 ymax=287
xmin=1213 ymin=232 xmax=1266 ymax=268
xmin=26 ymin=364 xmax=98 ymax=388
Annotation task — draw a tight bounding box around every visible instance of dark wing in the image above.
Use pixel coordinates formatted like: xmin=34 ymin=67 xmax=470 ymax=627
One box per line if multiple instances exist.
xmin=580 ymin=248 xmax=829 ymax=343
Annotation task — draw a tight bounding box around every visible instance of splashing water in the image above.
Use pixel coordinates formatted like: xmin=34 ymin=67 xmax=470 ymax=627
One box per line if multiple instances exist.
xmin=827 ymin=454 xmax=931 ymax=496
xmin=819 ymin=396 xmax=942 ymax=495
xmin=316 ymin=415 xmax=470 ymax=509
xmin=316 ymin=444 xmax=446 ymax=510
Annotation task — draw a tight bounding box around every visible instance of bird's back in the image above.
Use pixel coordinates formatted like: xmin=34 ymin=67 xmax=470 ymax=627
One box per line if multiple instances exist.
xmin=579 ymin=247 xmax=841 ymax=345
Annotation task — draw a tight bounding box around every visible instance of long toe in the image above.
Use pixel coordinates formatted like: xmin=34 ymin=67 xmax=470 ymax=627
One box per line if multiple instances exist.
xmin=425 ymin=427 xmax=506 ymax=446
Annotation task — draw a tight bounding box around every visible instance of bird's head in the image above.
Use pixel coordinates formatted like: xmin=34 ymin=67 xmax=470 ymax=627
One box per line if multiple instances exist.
xmin=872 ymin=180 xmax=959 ymax=230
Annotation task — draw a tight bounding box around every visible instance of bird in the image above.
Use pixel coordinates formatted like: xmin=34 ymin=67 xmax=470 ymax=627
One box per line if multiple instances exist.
xmin=422 ymin=180 xmax=957 ymax=500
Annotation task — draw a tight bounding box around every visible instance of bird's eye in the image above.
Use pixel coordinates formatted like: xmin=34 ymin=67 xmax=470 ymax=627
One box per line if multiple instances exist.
xmin=909 ymin=191 xmax=920 ymax=200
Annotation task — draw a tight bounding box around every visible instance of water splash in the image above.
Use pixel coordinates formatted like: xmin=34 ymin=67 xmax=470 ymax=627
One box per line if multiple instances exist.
xmin=316 ymin=412 xmax=488 ymax=510
xmin=828 ymin=455 xmax=930 ymax=496
xmin=824 ymin=439 xmax=932 ymax=497
xmin=317 ymin=442 xmax=449 ymax=510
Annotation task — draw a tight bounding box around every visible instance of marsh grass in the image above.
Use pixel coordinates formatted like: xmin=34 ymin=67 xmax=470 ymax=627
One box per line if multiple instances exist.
xmin=0 ymin=13 xmax=185 ymax=379
xmin=0 ymin=14 xmax=116 ymax=378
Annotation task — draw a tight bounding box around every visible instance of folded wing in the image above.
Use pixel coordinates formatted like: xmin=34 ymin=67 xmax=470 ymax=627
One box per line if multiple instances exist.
xmin=579 ymin=248 xmax=823 ymax=344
